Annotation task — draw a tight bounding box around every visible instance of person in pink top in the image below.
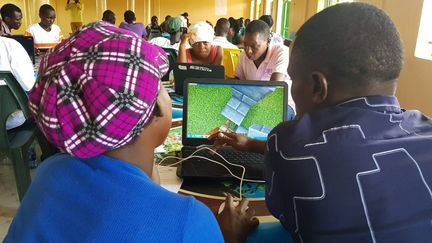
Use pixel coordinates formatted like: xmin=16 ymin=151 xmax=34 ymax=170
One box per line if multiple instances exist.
xmin=235 ymin=20 xmax=294 ymax=110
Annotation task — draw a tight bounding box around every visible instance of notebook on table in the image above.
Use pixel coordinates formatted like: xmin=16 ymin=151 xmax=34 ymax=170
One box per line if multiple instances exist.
xmin=173 ymin=63 xmax=225 ymax=96
xmin=177 ymin=78 xmax=288 ymax=181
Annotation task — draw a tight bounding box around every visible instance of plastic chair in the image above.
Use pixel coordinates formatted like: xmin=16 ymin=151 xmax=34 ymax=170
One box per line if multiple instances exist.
xmin=161 ymin=48 xmax=178 ymax=81
xmin=223 ymin=48 xmax=242 ymax=78
xmin=0 ymin=71 xmax=56 ymax=201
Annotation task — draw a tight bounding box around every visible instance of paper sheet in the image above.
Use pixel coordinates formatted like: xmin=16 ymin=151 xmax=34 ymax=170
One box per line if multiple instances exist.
xmin=157 ymin=165 xmax=183 ymax=193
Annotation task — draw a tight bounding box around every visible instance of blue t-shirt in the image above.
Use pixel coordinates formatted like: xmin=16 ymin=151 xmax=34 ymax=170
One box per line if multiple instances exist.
xmin=5 ymin=154 xmax=223 ymax=242
xmin=265 ymin=96 xmax=432 ymax=243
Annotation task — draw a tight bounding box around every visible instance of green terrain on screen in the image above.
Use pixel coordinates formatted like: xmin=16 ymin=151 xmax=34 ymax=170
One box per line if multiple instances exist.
xmin=187 ymin=85 xmax=284 ymax=136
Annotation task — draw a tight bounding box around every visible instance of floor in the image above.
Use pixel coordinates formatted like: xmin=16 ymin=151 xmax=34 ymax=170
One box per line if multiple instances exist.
xmin=0 ymin=157 xmax=20 ymax=240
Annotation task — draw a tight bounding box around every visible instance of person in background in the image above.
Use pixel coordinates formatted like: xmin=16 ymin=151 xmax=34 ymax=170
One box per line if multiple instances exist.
xmin=178 ymin=21 xmax=223 ymax=65
xmin=160 ymin=15 xmax=171 ymax=33
xmin=235 ymin=20 xmax=289 ymax=81
xmin=228 ymin=18 xmax=243 ymax=47
xmin=259 ymin=15 xmax=284 ymax=45
xmin=212 ymin=18 xmax=238 ymax=49
xmin=4 ymin=21 xmax=258 ymax=243
xmin=149 ymin=16 xmax=182 ymax=51
xmin=0 ymin=3 xmax=23 ymax=35
xmin=213 ymin=2 xmax=432 ymax=242
xmin=234 ymin=20 xmax=293 ymax=108
xmin=119 ymin=10 xmax=147 ymax=39
xmin=244 ymin=18 xmax=250 ymax=27
xmin=146 ymin=15 xmax=161 ymax=40
xmin=25 ymin=4 xmax=63 ymax=51
xmin=179 ymin=12 xmax=189 ymax=33
xmin=0 ymin=36 xmax=35 ymax=129
xmin=101 ymin=10 xmax=116 ymax=25
xmin=238 ymin=17 xmax=245 ymax=36
xmin=65 ymin=0 xmax=83 ymax=33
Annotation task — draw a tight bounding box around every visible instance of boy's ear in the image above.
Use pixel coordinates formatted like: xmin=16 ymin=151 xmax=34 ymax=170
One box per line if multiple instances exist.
xmin=310 ymin=71 xmax=328 ymax=105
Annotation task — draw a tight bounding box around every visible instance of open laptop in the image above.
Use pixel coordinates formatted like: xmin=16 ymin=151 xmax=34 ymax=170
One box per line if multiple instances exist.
xmin=5 ymin=35 xmax=35 ymax=64
xmin=177 ymin=78 xmax=288 ymax=181
xmin=173 ymin=63 xmax=225 ymax=96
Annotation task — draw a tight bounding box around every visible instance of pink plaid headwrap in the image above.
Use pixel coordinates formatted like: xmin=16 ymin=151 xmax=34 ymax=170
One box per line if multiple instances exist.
xmin=29 ymin=21 xmax=169 ymax=158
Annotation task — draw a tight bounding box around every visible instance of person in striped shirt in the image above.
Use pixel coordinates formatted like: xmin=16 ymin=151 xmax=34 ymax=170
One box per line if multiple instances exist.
xmin=25 ymin=4 xmax=63 ymax=51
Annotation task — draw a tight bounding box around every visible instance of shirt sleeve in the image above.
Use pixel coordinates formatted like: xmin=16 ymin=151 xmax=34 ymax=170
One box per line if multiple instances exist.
xmin=182 ymin=199 xmax=224 ymax=242
xmin=8 ymin=40 xmax=35 ymax=91
xmin=272 ymin=45 xmax=289 ymax=77
xmin=234 ymin=52 xmax=246 ymax=79
xmin=24 ymin=26 xmax=33 ymax=37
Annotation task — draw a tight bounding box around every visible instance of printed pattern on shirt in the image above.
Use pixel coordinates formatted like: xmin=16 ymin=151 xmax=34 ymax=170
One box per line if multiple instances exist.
xmin=265 ymin=96 xmax=432 ymax=243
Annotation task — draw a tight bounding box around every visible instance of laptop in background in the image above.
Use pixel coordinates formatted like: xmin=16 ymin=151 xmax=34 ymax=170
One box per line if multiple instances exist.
xmin=178 ymin=78 xmax=288 ymax=181
xmin=5 ymin=35 xmax=35 ymax=64
xmin=173 ymin=63 xmax=224 ymax=96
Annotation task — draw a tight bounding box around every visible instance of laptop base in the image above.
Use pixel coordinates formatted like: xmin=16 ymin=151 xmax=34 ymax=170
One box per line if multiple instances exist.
xmin=178 ymin=146 xmax=265 ymax=181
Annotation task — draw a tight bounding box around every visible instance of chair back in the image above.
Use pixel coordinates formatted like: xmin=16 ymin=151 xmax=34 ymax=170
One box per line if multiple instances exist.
xmin=0 ymin=71 xmax=32 ymax=150
xmin=161 ymin=48 xmax=178 ymax=81
xmin=223 ymin=48 xmax=241 ymax=78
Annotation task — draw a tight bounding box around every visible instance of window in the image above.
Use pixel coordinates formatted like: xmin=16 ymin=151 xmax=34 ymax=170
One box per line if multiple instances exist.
xmin=415 ymin=0 xmax=432 ymax=61
xmin=280 ymin=0 xmax=291 ymax=39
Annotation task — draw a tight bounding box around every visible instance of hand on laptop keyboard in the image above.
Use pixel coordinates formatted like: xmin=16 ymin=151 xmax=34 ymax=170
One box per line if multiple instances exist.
xmin=209 ymin=132 xmax=266 ymax=154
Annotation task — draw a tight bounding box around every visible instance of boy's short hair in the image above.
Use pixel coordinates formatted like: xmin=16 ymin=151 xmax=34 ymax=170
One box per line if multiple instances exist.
xmin=39 ymin=4 xmax=55 ymax=15
xmin=0 ymin=3 xmax=21 ymax=19
xmin=245 ymin=20 xmax=270 ymax=39
xmin=292 ymin=2 xmax=403 ymax=84
xmin=102 ymin=10 xmax=114 ymax=19
xmin=124 ymin=10 xmax=136 ymax=23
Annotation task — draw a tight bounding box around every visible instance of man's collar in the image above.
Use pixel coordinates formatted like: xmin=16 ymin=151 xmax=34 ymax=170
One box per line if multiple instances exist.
xmin=262 ymin=44 xmax=275 ymax=64
xmin=337 ymin=96 xmax=401 ymax=113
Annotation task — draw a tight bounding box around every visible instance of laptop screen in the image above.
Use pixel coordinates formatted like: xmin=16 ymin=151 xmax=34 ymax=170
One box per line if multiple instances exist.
xmin=184 ymin=80 xmax=287 ymax=142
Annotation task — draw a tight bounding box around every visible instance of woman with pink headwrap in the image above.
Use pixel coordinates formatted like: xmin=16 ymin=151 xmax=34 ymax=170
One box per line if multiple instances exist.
xmin=5 ymin=21 xmax=257 ymax=242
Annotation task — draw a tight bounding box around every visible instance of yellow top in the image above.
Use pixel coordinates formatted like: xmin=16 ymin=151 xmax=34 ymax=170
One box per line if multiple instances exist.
xmin=65 ymin=3 xmax=83 ymax=22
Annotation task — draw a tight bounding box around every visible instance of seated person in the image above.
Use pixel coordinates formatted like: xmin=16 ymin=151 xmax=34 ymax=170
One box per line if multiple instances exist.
xmin=259 ymin=15 xmax=284 ymax=45
xmin=160 ymin=15 xmax=171 ymax=33
xmin=178 ymin=21 xmax=223 ymax=65
xmin=0 ymin=3 xmax=23 ymax=36
xmin=149 ymin=16 xmax=182 ymax=51
xmin=146 ymin=15 xmax=162 ymax=40
xmin=212 ymin=17 xmax=239 ymax=49
xmin=228 ymin=18 xmax=243 ymax=47
xmin=119 ymin=10 xmax=147 ymax=39
xmin=213 ymin=2 xmax=432 ymax=242
xmin=235 ymin=20 xmax=293 ymax=109
xmin=102 ymin=9 xmax=116 ymax=25
xmin=25 ymin=4 xmax=63 ymax=51
xmin=101 ymin=9 xmax=116 ymax=25
xmin=4 ymin=21 xmax=257 ymax=243
xmin=0 ymin=36 xmax=35 ymax=129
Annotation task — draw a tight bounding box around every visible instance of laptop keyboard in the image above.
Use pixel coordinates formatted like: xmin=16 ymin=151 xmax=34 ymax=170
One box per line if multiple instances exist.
xmin=184 ymin=147 xmax=263 ymax=165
